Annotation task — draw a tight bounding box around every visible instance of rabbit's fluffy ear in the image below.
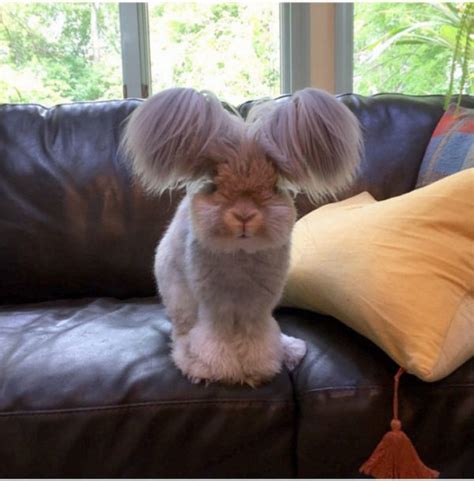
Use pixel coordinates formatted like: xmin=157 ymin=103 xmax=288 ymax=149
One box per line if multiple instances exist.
xmin=121 ymin=87 xmax=235 ymax=194
xmin=252 ymin=88 xmax=363 ymax=200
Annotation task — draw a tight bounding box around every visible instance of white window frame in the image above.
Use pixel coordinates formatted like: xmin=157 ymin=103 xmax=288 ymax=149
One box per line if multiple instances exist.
xmin=119 ymin=3 xmax=152 ymax=98
xmin=119 ymin=2 xmax=353 ymax=99
xmin=280 ymin=3 xmax=311 ymax=94
xmin=334 ymin=3 xmax=354 ymax=95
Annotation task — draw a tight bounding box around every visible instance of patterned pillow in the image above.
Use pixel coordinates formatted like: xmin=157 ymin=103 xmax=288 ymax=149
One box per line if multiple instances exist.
xmin=416 ymin=104 xmax=474 ymax=188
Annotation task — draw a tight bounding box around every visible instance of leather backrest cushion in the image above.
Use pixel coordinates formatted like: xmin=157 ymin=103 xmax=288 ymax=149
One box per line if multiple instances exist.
xmin=340 ymin=94 xmax=473 ymax=197
xmin=0 ymin=101 xmax=182 ymax=304
xmin=1 ymin=95 xmax=473 ymax=303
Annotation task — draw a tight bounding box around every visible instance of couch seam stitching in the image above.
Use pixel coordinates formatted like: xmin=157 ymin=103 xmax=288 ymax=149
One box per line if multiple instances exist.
xmin=297 ymin=383 xmax=474 ymax=398
xmin=0 ymin=398 xmax=293 ymax=418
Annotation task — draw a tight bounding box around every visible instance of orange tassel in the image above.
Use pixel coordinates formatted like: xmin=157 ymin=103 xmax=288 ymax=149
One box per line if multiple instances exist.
xmin=359 ymin=368 xmax=440 ymax=479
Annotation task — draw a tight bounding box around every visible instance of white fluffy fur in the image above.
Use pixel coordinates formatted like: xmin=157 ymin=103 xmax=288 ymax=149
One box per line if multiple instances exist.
xmin=121 ymin=88 xmax=243 ymax=194
xmin=155 ymin=197 xmax=306 ymax=386
xmin=123 ymin=87 xmax=363 ymax=386
xmin=249 ymin=88 xmax=364 ymax=201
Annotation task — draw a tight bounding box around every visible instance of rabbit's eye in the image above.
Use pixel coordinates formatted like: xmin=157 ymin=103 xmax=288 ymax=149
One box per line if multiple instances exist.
xmin=203 ymin=181 xmax=218 ymax=194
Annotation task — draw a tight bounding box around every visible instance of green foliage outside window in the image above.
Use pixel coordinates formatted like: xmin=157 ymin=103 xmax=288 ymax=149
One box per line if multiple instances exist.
xmin=354 ymin=2 xmax=473 ymax=97
xmin=148 ymin=3 xmax=280 ymax=105
xmin=0 ymin=3 xmax=122 ymax=104
xmin=0 ymin=2 xmax=471 ymax=105
xmin=0 ymin=2 xmax=279 ymax=106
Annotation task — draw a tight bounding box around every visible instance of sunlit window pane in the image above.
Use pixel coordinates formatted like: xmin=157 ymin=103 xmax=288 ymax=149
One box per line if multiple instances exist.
xmin=0 ymin=3 xmax=122 ymax=105
xmin=353 ymin=3 xmax=471 ymax=96
xmin=148 ymin=3 xmax=280 ymax=105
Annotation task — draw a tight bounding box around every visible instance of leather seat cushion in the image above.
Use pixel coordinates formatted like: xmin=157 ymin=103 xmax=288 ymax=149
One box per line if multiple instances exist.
xmin=1 ymin=298 xmax=472 ymax=478
xmin=0 ymin=298 xmax=294 ymax=477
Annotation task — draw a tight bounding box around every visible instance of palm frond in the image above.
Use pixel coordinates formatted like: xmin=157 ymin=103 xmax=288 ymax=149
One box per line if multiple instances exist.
xmin=445 ymin=3 xmax=472 ymax=110
xmin=455 ymin=4 xmax=473 ymax=110
xmin=427 ymin=1 xmax=460 ymax=26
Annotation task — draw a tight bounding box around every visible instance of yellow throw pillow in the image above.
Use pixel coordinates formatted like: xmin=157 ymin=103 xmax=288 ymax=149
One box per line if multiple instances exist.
xmin=283 ymin=169 xmax=474 ymax=382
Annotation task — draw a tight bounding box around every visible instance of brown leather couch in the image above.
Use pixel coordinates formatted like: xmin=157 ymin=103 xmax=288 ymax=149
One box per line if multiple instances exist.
xmin=0 ymin=93 xmax=473 ymax=478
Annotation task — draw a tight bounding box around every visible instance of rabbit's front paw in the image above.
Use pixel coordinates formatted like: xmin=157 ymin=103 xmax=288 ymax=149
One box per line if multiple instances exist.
xmin=171 ymin=335 xmax=212 ymax=384
xmin=171 ymin=330 xmax=281 ymax=387
xmin=281 ymin=334 xmax=307 ymax=371
xmin=171 ymin=333 xmax=240 ymax=385
xmin=183 ymin=360 xmax=215 ymax=385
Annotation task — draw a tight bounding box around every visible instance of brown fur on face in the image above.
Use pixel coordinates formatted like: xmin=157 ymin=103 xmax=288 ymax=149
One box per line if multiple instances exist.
xmin=190 ymin=141 xmax=296 ymax=253
xmin=213 ymin=148 xmax=278 ymax=205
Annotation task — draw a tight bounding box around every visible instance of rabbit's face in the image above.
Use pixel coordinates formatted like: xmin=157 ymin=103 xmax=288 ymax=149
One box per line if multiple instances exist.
xmin=190 ymin=149 xmax=296 ymax=253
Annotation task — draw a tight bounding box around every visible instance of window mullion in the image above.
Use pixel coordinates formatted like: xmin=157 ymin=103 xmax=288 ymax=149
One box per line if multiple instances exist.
xmin=281 ymin=2 xmax=354 ymax=95
xmin=280 ymin=3 xmax=311 ymax=94
xmin=119 ymin=2 xmax=152 ymax=99
xmin=335 ymin=3 xmax=354 ymax=94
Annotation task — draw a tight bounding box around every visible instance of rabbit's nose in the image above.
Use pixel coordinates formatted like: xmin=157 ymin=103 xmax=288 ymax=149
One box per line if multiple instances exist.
xmin=230 ymin=209 xmax=258 ymax=223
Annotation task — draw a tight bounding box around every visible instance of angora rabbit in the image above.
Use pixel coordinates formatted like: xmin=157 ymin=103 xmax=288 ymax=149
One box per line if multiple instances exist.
xmin=122 ymin=87 xmax=362 ymax=386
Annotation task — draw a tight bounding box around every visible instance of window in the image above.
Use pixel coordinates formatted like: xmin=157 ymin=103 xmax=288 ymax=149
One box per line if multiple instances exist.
xmin=0 ymin=3 xmax=122 ymax=104
xmin=0 ymin=2 xmax=281 ymax=106
xmin=1 ymin=3 xmax=470 ymax=105
xmin=353 ymin=3 xmax=472 ymax=95
xmin=148 ymin=3 xmax=280 ymax=105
